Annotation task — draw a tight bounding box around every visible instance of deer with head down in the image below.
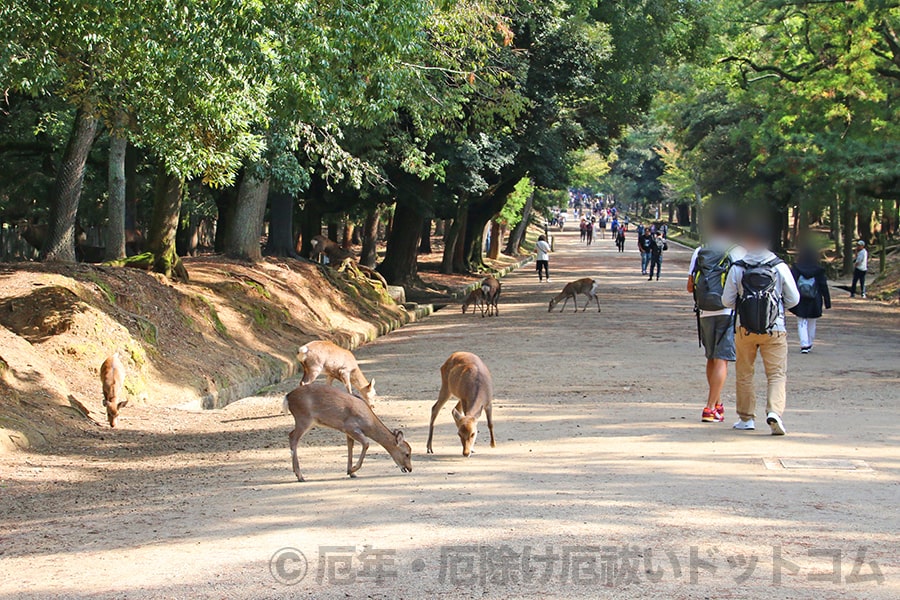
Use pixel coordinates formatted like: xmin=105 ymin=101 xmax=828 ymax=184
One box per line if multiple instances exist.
xmin=283 ymin=383 xmax=412 ymax=481
xmin=311 ymin=235 xmax=354 ymax=265
xmin=461 ymin=287 xmax=485 ymax=316
xmin=296 ymin=340 xmax=376 ymax=405
xmin=100 ymin=353 xmax=128 ymax=427
xmin=548 ymin=277 xmax=601 ymax=313
xmin=427 ymin=352 xmax=496 ymax=457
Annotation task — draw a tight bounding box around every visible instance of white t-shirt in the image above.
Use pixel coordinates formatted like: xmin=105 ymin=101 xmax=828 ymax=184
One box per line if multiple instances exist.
xmin=536 ymin=240 xmax=551 ymax=261
xmin=689 ymin=241 xmax=746 ymax=318
xmin=855 ymin=248 xmax=868 ymax=271
xmin=722 ymin=249 xmax=800 ymax=332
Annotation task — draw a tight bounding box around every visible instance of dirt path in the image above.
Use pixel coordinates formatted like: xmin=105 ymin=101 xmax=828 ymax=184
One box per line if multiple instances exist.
xmin=2 ymin=222 xmax=898 ymax=599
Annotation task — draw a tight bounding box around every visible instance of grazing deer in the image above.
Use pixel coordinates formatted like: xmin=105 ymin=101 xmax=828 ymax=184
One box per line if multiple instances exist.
xmin=296 ymin=340 xmax=376 ymax=405
xmin=461 ymin=287 xmax=485 ymax=316
xmin=427 ymin=352 xmax=496 ymax=457
xmin=283 ymin=383 xmax=412 ymax=481
xmin=481 ymin=276 xmax=501 ymax=317
xmin=100 ymin=353 xmax=128 ymax=428
xmin=548 ymin=277 xmax=601 ymax=313
xmin=311 ymin=235 xmax=354 ymax=265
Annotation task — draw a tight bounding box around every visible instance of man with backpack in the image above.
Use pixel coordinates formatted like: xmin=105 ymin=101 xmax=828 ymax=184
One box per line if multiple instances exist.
xmin=638 ymin=228 xmax=653 ymax=275
xmin=688 ymin=212 xmax=745 ymax=422
xmin=647 ymin=231 xmax=667 ymax=280
xmin=722 ymin=224 xmax=800 ymax=436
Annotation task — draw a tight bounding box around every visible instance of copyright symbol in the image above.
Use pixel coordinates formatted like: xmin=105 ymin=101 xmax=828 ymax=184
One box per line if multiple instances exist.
xmin=269 ymin=547 xmax=308 ymax=585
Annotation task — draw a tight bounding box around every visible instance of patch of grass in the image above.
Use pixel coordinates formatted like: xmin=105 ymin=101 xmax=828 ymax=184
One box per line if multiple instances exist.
xmin=81 ymin=272 xmax=116 ymax=304
xmin=248 ymin=305 xmax=269 ymax=329
xmin=197 ymin=295 xmax=228 ymax=337
xmin=244 ymin=279 xmax=271 ymax=299
xmin=126 ymin=341 xmax=147 ymax=369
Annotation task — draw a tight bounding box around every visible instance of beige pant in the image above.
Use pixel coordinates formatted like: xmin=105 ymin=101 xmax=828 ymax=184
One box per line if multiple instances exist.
xmin=734 ymin=329 xmax=788 ymax=420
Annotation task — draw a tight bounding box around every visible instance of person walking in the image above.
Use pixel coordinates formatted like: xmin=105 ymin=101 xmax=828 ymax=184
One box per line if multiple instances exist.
xmin=722 ymin=224 xmax=800 ymax=436
xmin=851 ymin=240 xmax=868 ymax=298
xmin=638 ymin=228 xmax=653 ymax=275
xmin=615 ymin=225 xmax=626 ymax=253
xmin=790 ymin=246 xmax=831 ymax=354
xmin=585 ymin=219 xmax=594 ymax=245
xmin=647 ymin=231 xmax=667 ymax=280
xmin=688 ymin=212 xmax=745 ymax=422
xmin=535 ymin=235 xmax=551 ymax=283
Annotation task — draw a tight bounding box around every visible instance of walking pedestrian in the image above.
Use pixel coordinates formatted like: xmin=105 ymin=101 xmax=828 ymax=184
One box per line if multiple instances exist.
xmin=789 ymin=246 xmax=831 ymax=354
xmin=647 ymin=231 xmax=667 ymax=280
xmin=638 ymin=228 xmax=653 ymax=275
xmin=688 ymin=211 xmax=745 ymax=422
xmin=536 ymin=235 xmax=551 ymax=283
xmin=722 ymin=223 xmax=800 ymax=436
xmin=615 ymin=225 xmax=626 ymax=253
xmin=850 ymin=240 xmax=868 ymax=298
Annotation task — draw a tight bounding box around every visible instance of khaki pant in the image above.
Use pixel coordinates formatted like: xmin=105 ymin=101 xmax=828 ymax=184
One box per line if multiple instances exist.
xmin=734 ymin=329 xmax=788 ymax=420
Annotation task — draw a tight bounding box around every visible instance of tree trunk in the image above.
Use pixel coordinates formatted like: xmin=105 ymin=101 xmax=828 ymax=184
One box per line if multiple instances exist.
xmin=147 ymin=170 xmax=188 ymax=280
xmin=225 ymin=174 xmax=269 ymax=261
xmin=125 ymin=144 xmax=140 ymax=231
xmin=299 ymin=179 xmax=324 ymax=258
xmin=452 ymin=208 xmax=469 ymax=273
xmin=351 ymin=223 xmax=362 ymax=245
xmin=176 ymin=211 xmax=200 ymax=256
xmin=505 ymin=192 xmax=533 ymax=255
xmin=857 ymin=206 xmax=873 ymax=245
xmin=487 ymin=220 xmax=501 ymax=259
xmin=831 ymin=193 xmax=842 ymax=258
xmin=360 ymin=207 xmax=380 ymax=268
xmin=265 ymin=191 xmax=298 ymax=257
xmin=214 ymin=186 xmax=238 ymax=253
xmin=42 ymin=106 xmax=98 ymax=262
xmin=378 ymin=201 xmax=424 ymax=285
xmin=434 ymin=219 xmax=445 ymax=237
xmin=442 ymin=203 xmax=467 ymax=274
xmin=841 ymin=188 xmax=856 ymax=275
xmin=341 ymin=221 xmax=354 ymax=249
xmin=106 ymin=125 xmax=128 ymax=261
xmin=327 ymin=221 xmax=339 ymax=243
xmin=418 ymin=219 xmax=432 ymax=254
xmin=462 ymin=176 xmax=521 ymax=272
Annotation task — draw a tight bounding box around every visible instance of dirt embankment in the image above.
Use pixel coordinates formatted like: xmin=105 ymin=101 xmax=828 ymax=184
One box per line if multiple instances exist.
xmin=0 ymin=257 xmax=412 ymax=452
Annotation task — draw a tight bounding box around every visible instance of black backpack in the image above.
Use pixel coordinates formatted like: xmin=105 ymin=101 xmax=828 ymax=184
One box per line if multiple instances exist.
xmin=735 ymin=258 xmax=784 ymax=334
xmin=692 ymin=246 xmax=733 ymax=312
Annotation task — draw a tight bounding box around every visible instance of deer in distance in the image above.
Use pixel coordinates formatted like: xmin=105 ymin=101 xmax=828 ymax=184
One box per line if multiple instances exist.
xmin=548 ymin=277 xmax=601 ymax=313
xmin=100 ymin=353 xmax=128 ymax=428
xmin=296 ymin=340 xmax=376 ymax=406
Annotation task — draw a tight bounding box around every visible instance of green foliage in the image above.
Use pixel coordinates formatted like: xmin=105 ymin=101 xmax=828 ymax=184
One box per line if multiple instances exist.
xmin=498 ymin=178 xmax=534 ymax=227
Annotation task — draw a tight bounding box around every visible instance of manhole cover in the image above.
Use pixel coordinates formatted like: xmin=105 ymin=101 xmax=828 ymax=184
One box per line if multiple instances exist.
xmin=764 ymin=458 xmax=871 ymax=471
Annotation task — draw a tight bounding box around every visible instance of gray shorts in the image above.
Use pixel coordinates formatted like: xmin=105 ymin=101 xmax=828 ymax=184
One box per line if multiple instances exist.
xmin=699 ymin=314 xmax=736 ymax=361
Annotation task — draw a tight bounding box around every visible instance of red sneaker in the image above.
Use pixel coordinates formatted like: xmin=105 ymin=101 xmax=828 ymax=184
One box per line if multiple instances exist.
xmin=702 ymin=407 xmax=718 ymax=422
xmin=715 ymin=404 xmax=725 ymax=422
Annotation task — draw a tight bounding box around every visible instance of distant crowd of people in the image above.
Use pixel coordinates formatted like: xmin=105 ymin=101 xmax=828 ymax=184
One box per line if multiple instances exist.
xmin=542 ymin=203 xmax=870 ymax=438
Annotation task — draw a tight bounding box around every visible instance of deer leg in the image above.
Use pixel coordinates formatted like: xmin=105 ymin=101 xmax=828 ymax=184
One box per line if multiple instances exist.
xmin=346 ymin=430 xmax=369 ymax=476
xmin=289 ymin=418 xmax=314 ymax=482
xmin=339 ymin=372 xmax=354 ymax=396
xmin=559 ymin=297 xmax=568 ymax=312
xmin=485 ymin=403 xmax=496 ymax=448
xmin=427 ymin=383 xmax=452 ymax=453
xmin=594 ymin=294 xmax=601 ymax=313
xmin=572 ymin=295 xmax=579 ymax=313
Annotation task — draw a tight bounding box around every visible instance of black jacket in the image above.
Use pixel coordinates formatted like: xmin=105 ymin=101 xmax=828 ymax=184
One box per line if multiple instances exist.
xmin=789 ymin=263 xmax=831 ymax=319
xmin=650 ymin=237 xmax=666 ymax=257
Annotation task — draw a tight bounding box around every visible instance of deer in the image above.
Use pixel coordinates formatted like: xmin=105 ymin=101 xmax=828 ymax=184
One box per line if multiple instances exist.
xmin=100 ymin=353 xmax=128 ymax=428
xmin=296 ymin=340 xmax=376 ymax=405
xmin=427 ymin=352 xmax=496 ymax=457
xmin=461 ymin=287 xmax=486 ymax=316
xmin=481 ymin=276 xmax=501 ymax=317
xmin=283 ymin=383 xmax=412 ymax=481
xmin=311 ymin=234 xmax=354 ymax=265
xmin=548 ymin=277 xmax=601 ymax=313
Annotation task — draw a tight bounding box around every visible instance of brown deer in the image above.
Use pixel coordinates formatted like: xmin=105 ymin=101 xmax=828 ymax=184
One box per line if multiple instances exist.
xmin=311 ymin=235 xmax=354 ymax=265
xmin=100 ymin=353 xmax=128 ymax=428
xmin=283 ymin=383 xmax=412 ymax=481
xmin=296 ymin=340 xmax=376 ymax=405
xmin=481 ymin=276 xmax=501 ymax=317
xmin=461 ymin=287 xmax=485 ymax=315
xmin=427 ymin=352 xmax=496 ymax=457
xmin=548 ymin=277 xmax=601 ymax=313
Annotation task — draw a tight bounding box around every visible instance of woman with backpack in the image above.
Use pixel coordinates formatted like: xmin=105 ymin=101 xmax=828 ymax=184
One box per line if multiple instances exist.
xmin=789 ymin=246 xmax=831 ymax=354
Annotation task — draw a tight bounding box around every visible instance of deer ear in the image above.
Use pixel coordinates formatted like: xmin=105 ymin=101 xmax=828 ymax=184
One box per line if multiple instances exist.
xmin=369 ymin=379 xmax=376 ymax=395
xmin=117 ymin=399 xmax=129 ymax=410
xmin=394 ymin=429 xmax=404 ymax=444
xmin=451 ymin=408 xmax=463 ymax=422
